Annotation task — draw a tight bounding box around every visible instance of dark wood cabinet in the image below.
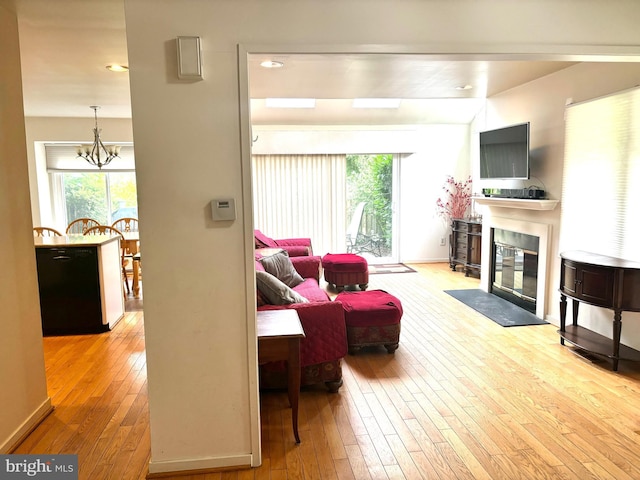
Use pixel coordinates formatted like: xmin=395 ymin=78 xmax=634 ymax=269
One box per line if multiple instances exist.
xmin=559 ymin=250 xmax=640 ymax=371
xmin=450 ymin=219 xmax=482 ymax=277
xmin=35 ymin=235 xmax=124 ymax=335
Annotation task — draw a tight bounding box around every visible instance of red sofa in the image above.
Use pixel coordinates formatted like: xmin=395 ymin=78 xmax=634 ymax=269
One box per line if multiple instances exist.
xmin=254 ymin=229 xmax=313 ymax=257
xmin=255 ymin=252 xmax=347 ymax=392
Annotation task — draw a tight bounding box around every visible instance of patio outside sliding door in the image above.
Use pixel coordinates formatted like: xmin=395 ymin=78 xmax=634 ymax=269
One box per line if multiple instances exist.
xmin=345 ymin=154 xmax=399 ymax=264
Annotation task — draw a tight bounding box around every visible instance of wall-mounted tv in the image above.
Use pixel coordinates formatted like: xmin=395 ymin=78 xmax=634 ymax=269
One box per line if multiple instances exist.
xmin=479 ymin=122 xmax=530 ymax=180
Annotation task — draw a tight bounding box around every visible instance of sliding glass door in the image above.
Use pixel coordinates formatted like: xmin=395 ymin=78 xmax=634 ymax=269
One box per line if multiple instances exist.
xmin=251 ymin=153 xmax=399 ymax=262
xmin=346 ymin=154 xmax=399 ymax=264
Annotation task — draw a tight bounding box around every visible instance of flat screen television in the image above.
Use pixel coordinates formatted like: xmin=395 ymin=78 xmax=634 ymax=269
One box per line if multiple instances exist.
xmin=479 ymin=122 xmax=530 ymax=179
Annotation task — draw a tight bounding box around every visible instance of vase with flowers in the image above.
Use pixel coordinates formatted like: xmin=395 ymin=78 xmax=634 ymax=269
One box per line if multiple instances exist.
xmin=435 ymin=175 xmax=473 ymax=225
xmin=436 ymin=175 xmax=473 ymax=267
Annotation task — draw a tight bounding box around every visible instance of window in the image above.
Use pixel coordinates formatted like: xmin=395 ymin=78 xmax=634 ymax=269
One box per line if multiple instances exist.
xmin=45 ymin=144 xmax=138 ymax=226
xmin=561 ymin=86 xmax=640 ymax=260
xmin=58 ymin=171 xmax=138 ymax=225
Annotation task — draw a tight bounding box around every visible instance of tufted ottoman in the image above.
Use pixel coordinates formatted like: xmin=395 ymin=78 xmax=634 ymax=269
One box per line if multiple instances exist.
xmin=335 ymin=290 xmax=403 ymax=354
xmin=322 ymin=253 xmax=369 ymax=291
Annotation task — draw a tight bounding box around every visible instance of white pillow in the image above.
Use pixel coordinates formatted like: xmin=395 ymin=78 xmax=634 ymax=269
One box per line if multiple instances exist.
xmin=256 ymin=271 xmax=309 ymax=305
xmin=258 ymin=249 xmax=304 ymax=287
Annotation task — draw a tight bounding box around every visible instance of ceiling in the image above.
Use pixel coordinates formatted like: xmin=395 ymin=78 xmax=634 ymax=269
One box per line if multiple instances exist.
xmin=14 ymin=0 xmax=578 ymax=124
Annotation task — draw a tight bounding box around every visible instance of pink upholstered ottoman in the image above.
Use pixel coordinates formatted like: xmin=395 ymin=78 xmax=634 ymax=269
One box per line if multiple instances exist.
xmin=322 ymin=253 xmax=369 ymax=291
xmin=335 ymin=290 xmax=403 ymax=354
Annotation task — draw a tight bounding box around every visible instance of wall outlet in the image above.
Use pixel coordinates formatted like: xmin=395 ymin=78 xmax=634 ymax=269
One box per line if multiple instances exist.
xmin=440 ymin=237 xmax=446 ymax=246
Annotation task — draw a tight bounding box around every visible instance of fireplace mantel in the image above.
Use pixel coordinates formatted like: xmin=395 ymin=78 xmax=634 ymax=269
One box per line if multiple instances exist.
xmin=473 ymin=196 xmax=559 ymax=211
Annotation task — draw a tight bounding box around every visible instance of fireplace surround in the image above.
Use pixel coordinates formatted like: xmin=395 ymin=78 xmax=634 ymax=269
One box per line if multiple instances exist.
xmin=480 ymin=216 xmax=551 ymax=319
xmin=492 ymin=228 xmax=539 ymax=313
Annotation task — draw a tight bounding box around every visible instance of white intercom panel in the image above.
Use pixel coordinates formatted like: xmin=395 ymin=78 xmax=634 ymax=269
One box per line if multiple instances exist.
xmin=211 ymin=198 xmax=236 ymax=221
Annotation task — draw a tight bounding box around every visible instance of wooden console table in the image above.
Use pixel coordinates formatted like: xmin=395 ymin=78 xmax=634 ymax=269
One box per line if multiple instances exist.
xmin=257 ymin=309 xmax=305 ymax=443
xmin=450 ymin=218 xmax=482 ymax=277
xmin=559 ymin=250 xmax=640 ymax=371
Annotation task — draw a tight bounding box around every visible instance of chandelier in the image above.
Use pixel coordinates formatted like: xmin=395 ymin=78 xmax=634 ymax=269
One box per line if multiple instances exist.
xmin=77 ymin=106 xmax=121 ymax=169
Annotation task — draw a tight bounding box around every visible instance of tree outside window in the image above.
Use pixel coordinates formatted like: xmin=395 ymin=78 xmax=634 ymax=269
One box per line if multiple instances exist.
xmin=63 ymin=171 xmax=138 ymax=225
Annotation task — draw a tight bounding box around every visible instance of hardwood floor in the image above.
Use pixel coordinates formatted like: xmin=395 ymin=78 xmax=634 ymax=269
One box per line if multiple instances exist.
xmin=14 ymin=263 xmax=640 ymax=479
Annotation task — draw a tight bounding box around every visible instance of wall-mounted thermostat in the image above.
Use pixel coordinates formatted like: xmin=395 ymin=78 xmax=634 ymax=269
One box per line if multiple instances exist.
xmin=211 ymin=198 xmax=236 ymax=221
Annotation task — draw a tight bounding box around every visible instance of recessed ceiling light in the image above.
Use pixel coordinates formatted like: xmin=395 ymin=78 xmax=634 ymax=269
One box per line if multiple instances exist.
xmin=106 ymin=64 xmax=129 ymax=72
xmin=265 ymin=98 xmax=315 ymax=108
xmin=260 ymin=60 xmax=284 ymax=69
xmin=455 ymin=84 xmax=473 ymax=90
xmin=352 ymin=98 xmax=401 ymax=109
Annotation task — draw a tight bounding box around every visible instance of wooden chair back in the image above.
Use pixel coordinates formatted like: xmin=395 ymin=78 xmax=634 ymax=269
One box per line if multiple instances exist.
xmin=66 ymin=217 xmax=100 ymax=234
xmin=83 ymin=224 xmax=124 ymax=239
xmin=33 ymin=226 xmax=63 ymax=237
xmin=111 ymin=217 xmax=139 ymax=232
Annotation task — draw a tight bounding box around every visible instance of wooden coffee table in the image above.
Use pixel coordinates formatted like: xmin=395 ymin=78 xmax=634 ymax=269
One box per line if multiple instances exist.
xmin=257 ymin=309 xmax=305 ymax=443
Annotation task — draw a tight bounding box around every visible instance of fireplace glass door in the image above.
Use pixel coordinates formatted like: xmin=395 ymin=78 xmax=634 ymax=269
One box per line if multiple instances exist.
xmin=492 ymin=229 xmax=539 ymax=313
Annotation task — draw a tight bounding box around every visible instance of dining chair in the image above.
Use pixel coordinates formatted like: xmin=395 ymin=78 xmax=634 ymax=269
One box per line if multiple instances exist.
xmin=111 ymin=217 xmax=139 ymax=233
xmin=66 ymin=217 xmax=100 ymax=234
xmin=33 ymin=226 xmax=63 ymax=237
xmin=84 ymin=225 xmax=131 ymax=295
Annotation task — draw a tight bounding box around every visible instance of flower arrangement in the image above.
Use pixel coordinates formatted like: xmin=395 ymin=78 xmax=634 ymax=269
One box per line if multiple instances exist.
xmin=435 ymin=175 xmax=473 ymax=224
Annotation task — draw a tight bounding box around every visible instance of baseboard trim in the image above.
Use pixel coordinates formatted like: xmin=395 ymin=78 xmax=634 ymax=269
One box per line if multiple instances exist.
xmin=147 ymin=454 xmax=253 ymax=477
xmin=3 ymin=397 xmax=53 ymax=453
xmin=401 ymin=258 xmax=449 ymax=264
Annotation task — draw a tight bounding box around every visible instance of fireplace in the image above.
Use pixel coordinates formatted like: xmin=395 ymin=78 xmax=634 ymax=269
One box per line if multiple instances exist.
xmin=479 ymin=216 xmax=551 ymax=319
xmin=491 ymin=229 xmax=539 ymax=313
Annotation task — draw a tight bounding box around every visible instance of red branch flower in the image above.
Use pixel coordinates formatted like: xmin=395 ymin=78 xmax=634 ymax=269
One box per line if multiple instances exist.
xmin=435 ymin=175 xmax=473 ymax=223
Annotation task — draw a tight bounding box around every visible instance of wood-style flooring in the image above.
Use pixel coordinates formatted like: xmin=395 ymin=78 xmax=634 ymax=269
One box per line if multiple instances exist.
xmin=13 ymin=263 xmax=640 ymax=479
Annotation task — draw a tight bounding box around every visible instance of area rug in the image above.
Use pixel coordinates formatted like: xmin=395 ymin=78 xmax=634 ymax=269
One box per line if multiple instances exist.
xmin=444 ymin=289 xmax=548 ymax=327
xmin=369 ymin=263 xmax=416 ymax=275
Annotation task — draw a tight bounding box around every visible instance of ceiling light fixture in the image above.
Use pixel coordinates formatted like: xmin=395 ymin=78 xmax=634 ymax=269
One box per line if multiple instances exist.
xmin=455 ymin=84 xmax=473 ymax=90
xmin=352 ymin=98 xmax=402 ymax=109
xmin=77 ymin=106 xmax=121 ymax=169
xmin=260 ymin=60 xmax=284 ymax=68
xmin=106 ymin=64 xmax=129 ymax=72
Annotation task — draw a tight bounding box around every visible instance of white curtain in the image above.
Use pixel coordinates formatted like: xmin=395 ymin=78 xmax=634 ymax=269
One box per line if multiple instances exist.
xmin=252 ymin=154 xmax=346 ymax=256
xmin=560 ymin=86 xmax=640 ymax=260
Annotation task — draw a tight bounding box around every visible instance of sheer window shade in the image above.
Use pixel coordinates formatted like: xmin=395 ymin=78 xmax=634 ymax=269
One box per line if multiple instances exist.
xmin=45 ymin=144 xmax=135 ymax=171
xmin=560 ymin=87 xmax=640 ymax=260
xmin=252 ymin=154 xmax=346 ymax=256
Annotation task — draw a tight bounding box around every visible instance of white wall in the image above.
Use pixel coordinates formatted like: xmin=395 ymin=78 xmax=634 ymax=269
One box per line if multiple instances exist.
xmin=122 ymin=0 xmax=640 ymax=474
xmin=0 ymin=0 xmax=50 ymax=453
xmin=479 ymin=62 xmax=640 ymax=349
xmin=399 ymin=125 xmax=472 ymax=262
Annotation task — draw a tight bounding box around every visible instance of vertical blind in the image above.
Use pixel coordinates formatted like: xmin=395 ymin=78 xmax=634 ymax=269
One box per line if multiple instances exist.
xmin=252 ymin=154 xmax=346 ymax=256
xmin=560 ymin=87 xmax=640 ymax=260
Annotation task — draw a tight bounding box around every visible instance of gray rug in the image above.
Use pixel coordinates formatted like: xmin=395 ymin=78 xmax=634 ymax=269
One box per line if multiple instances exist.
xmin=445 ymin=289 xmax=548 ymax=327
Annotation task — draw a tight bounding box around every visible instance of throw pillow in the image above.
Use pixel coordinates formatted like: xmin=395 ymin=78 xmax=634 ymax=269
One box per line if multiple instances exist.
xmin=256 ymin=287 xmax=270 ymax=307
xmin=259 ymin=249 xmax=304 ymax=288
xmin=256 ymin=271 xmax=309 ymax=305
